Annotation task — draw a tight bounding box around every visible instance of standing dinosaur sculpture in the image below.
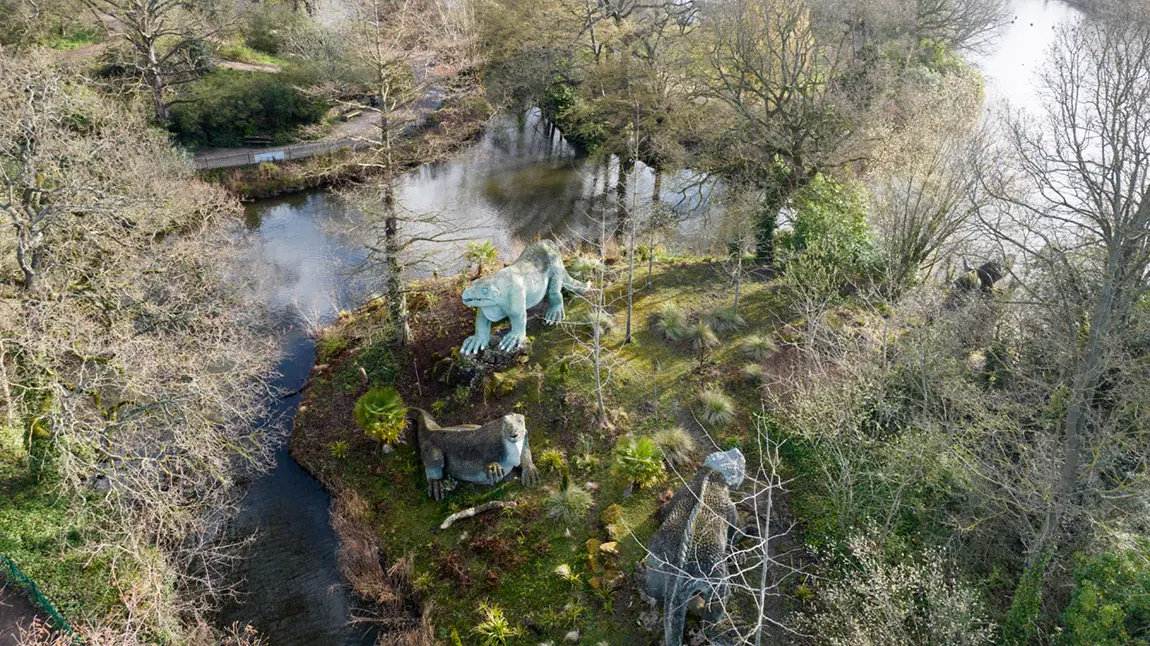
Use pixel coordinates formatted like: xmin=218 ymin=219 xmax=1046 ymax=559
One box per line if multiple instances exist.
xmin=460 ymin=241 xmax=588 ymax=354
xmin=645 ymin=449 xmax=745 ymax=646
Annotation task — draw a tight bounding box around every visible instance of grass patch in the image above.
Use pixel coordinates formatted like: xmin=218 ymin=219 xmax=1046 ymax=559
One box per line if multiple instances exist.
xmin=0 ymin=467 xmax=119 ymax=623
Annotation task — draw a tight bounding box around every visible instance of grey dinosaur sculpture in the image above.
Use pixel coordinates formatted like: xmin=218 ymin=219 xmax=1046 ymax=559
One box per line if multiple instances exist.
xmin=409 ymin=408 xmax=538 ymax=500
xmin=645 ymin=449 xmax=745 ymax=646
xmin=460 ymin=241 xmax=588 ymax=354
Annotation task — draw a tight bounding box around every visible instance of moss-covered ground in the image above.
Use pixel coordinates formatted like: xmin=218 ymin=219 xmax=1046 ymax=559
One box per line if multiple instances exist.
xmin=0 ymin=451 xmax=121 ymax=624
xmin=291 ymin=255 xmax=817 ymax=644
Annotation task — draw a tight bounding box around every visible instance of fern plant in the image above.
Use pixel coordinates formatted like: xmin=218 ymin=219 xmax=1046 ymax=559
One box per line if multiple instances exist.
xmin=537 ymin=448 xmax=566 ymax=473
xmin=614 ymin=436 xmax=666 ymax=488
xmin=353 ymin=386 xmax=407 ymax=444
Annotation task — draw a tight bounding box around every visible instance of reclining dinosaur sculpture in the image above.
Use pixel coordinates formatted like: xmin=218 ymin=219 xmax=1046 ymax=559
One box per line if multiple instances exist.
xmin=460 ymin=241 xmax=588 ymax=354
xmin=645 ymin=449 xmax=745 ymax=646
xmin=408 ymin=408 xmax=539 ymax=500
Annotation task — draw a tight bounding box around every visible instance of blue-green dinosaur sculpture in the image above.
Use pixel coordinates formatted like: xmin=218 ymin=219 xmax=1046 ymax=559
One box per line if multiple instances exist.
xmin=460 ymin=241 xmax=588 ymax=354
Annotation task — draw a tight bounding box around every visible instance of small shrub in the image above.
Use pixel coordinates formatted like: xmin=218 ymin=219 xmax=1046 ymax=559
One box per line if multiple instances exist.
xmin=316 ymin=333 xmax=350 ymax=363
xmin=465 ymin=240 xmax=499 ymax=276
xmin=578 ymin=307 xmax=616 ymax=337
xmin=741 ymin=362 xmax=767 ymax=382
xmin=614 ymin=436 xmax=666 ymax=488
xmin=545 ymin=484 xmax=594 ymax=523
xmin=327 ymin=440 xmax=349 ymax=460
xmin=794 ymin=532 xmax=994 ymax=646
xmin=653 ymin=303 xmax=689 ymax=341
xmin=353 ymin=386 xmax=407 ymax=444
xmin=1060 ymin=542 xmax=1150 ymax=646
xmin=686 ymin=321 xmax=720 ymax=352
xmin=699 ymin=387 xmax=735 ymax=426
xmin=740 ymin=334 xmax=779 ymax=361
xmin=473 ymin=602 xmax=520 ymax=646
xmin=537 ymin=448 xmax=566 ymax=473
xmin=568 ymin=254 xmax=605 ymax=281
xmin=705 ymin=308 xmax=747 ymax=335
xmin=652 ymin=426 xmax=696 ymax=469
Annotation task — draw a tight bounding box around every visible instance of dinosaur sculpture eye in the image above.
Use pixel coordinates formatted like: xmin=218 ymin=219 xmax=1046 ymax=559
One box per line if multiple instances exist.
xmin=482 ymin=287 xmax=490 ymax=294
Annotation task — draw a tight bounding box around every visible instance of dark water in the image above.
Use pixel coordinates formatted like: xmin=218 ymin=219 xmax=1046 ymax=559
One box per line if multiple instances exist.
xmin=221 ymin=1 xmax=1083 ymax=639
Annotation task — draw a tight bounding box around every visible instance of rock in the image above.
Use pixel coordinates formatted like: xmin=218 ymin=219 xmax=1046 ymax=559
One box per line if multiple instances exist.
xmin=564 ymin=630 xmax=579 ymax=643
xmin=381 ymin=443 xmax=394 ymax=454
xmin=584 ymin=481 xmax=599 ymax=492
xmin=703 ymin=448 xmax=746 ymax=489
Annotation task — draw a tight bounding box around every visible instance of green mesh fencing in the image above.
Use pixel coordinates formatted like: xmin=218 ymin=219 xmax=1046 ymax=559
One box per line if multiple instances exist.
xmin=0 ymin=553 xmax=74 ymax=639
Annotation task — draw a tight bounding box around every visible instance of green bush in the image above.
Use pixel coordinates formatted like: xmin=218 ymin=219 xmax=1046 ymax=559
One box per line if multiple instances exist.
xmin=353 ymin=386 xmax=407 ymax=444
xmin=242 ymin=4 xmax=309 ymax=55
xmin=169 ymin=70 xmax=327 ymax=147
xmin=781 ymin=174 xmax=882 ymax=292
xmin=1060 ymin=543 xmax=1150 ymax=646
xmin=614 ymin=436 xmax=666 ymax=488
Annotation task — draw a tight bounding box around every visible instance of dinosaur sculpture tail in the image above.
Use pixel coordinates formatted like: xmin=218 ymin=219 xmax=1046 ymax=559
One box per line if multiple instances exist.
xmin=664 ymin=578 xmax=696 ymax=646
xmin=562 ymin=270 xmax=590 ymax=294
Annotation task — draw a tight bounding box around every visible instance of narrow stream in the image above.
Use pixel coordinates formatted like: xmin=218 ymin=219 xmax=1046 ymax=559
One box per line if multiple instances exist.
xmin=219 ymin=3 xmax=1082 ymax=642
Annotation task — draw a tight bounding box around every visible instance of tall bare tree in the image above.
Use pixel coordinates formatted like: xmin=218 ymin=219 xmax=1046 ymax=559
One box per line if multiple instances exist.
xmin=1 ymin=52 xmax=279 ymax=636
xmin=700 ymin=0 xmax=864 ymax=264
xmin=83 ymin=0 xmax=215 ymax=121
xmin=976 ymin=0 xmax=1150 ymax=576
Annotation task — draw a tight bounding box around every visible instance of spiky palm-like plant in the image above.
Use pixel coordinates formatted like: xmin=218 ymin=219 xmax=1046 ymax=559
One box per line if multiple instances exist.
xmin=614 ymin=435 xmax=667 ymax=488
xmin=699 ymin=387 xmax=736 ymax=426
xmin=353 ymin=386 xmax=407 ymax=444
xmin=705 ymin=308 xmax=747 ymax=335
xmin=653 ymin=303 xmax=688 ymax=341
xmin=653 ymin=426 xmax=697 ymax=469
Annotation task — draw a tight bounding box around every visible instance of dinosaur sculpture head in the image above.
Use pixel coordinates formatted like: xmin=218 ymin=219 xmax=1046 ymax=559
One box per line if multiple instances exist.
xmin=462 ymin=275 xmax=504 ymax=308
xmin=499 ymin=413 xmax=527 ymax=444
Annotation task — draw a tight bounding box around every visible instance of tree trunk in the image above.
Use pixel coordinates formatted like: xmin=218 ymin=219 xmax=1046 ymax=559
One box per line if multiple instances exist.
xmin=383 ymin=186 xmax=409 ymax=347
xmin=647 ymin=168 xmax=661 ymax=287
xmin=754 ymin=195 xmax=781 ymax=265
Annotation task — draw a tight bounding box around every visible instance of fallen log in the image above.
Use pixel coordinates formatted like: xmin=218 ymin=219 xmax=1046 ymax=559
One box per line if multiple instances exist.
xmin=437 ymin=500 xmax=517 ymax=531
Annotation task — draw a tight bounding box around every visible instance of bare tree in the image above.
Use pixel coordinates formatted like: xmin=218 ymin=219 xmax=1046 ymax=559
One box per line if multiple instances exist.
xmin=1 ymin=52 xmax=280 ymax=637
xmin=338 ymin=0 xmax=450 ymax=346
xmin=83 ymin=0 xmax=216 ymax=121
xmin=699 ymin=0 xmax=865 ymax=264
xmin=868 ymin=71 xmax=986 ymax=295
xmin=975 ymin=2 xmax=1150 ymax=567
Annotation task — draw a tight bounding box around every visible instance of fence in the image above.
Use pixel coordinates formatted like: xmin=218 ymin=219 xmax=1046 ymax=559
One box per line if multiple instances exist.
xmin=193 ymin=137 xmax=372 ymax=171
xmin=0 ymin=553 xmax=74 ymax=639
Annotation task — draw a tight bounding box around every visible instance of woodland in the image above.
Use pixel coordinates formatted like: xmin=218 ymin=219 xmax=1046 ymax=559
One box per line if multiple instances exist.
xmin=0 ymin=0 xmax=1147 ymax=644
